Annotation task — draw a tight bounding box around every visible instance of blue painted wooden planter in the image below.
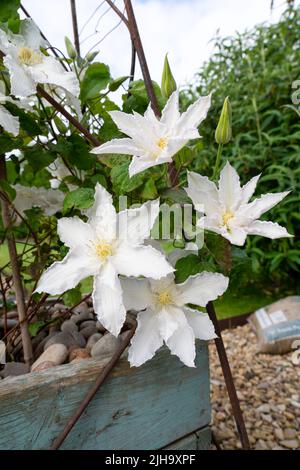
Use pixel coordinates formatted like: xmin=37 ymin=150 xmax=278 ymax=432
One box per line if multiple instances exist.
xmin=0 ymin=342 xmax=211 ymax=450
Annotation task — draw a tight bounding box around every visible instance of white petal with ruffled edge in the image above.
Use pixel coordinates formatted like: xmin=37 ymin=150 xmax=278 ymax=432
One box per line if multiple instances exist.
xmin=4 ymin=55 xmax=36 ymax=97
xmin=0 ymin=105 xmax=19 ymax=136
xmin=128 ymin=309 xmax=163 ymax=367
xmin=118 ymin=199 xmax=159 ymax=244
xmin=165 ymin=317 xmax=196 ymax=367
xmin=35 ymin=247 xmax=99 ymax=296
xmin=184 ymin=307 xmax=217 ymax=340
xmin=92 ymin=262 xmax=126 ymax=337
xmin=176 ymin=272 xmax=229 ymax=307
xmin=218 ymin=161 xmax=242 ymax=212
xmin=57 ymin=217 xmax=95 ymax=249
xmin=86 ymin=183 xmax=117 ymax=239
xmin=246 ymin=220 xmax=292 ymax=239
xmin=120 ymin=277 xmax=153 ymax=311
xmin=113 ymin=243 xmax=174 ymax=279
xmin=91 ymin=138 xmax=142 ymax=156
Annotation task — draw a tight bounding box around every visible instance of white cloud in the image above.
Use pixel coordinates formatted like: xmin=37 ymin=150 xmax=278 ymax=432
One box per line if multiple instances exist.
xmin=21 ymin=0 xmax=293 ymax=89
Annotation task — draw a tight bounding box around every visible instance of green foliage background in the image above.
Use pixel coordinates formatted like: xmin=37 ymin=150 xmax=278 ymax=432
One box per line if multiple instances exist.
xmin=182 ymin=5 xmax=300 ymax=293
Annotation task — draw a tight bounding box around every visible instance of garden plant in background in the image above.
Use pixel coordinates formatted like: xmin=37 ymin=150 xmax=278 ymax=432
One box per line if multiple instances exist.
xmin=0 ymin=0 xmax=295 ymax=374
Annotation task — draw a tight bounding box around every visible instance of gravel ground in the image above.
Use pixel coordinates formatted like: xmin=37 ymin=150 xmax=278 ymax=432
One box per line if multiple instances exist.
xmin=210 ymin=324 xmax=300 ymax=450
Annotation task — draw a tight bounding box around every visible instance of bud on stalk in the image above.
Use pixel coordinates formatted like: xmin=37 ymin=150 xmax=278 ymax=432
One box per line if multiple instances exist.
xmin=161 ymin=54 xmax=177 ymax=99
xmin=64 ymin=36 xmax=77 ymax=59
xmin=215 ymin=96 xmax=232 ymax=144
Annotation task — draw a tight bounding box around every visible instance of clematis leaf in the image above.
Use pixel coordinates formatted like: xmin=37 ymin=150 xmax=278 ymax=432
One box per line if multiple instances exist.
xmin=80 ymin=62 xmax=111 ymax=102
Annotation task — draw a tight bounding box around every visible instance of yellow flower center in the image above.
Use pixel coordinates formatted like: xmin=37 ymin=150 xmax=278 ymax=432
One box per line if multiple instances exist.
xmin=18 ymin=47 xmax=43 ymax=66
xmin=157 ymin=137 xmax=167 ymax=150
xmin=95 ymin=242 xmax=114 ymax=261
xmin=157 ymin=291 xmax=173 ymax=306
xmin=222 ymin=210 xmax=234 ymax=229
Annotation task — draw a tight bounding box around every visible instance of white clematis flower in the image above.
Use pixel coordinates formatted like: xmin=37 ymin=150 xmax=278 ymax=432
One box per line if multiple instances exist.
xmin=13 ymin=185 xmax=64 ymax=224
xmin=185 ymin=161 xmax=292 ymax=246
xmin=35 ymin=183 xmax=173 ymax=336
xmin=91 ymin=91 xmax=211 ymax=177
xmin=0 ymin=20 xmax=79 ymax=98
xmin=122 ymin=271 xmax=228 ymax=367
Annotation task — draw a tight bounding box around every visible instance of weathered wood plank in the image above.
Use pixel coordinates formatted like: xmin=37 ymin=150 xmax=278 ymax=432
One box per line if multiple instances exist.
xmin=164 ymin=426 xmax=211 ymax=450
xmin=0 ymin=342 xmax=210 ymax=450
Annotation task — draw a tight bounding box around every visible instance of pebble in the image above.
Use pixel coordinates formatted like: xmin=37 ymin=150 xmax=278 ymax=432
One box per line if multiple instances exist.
xmin=31 ymin=344 xmax=68 ymax=371
xmin=91 ymin=333 xmax=121 ymax=358
xmin=61 ymin=320 xmax=78 ymax=334
xmin=86 ymin=333 xmax=103 ymax=352
xmin=80 ymin=325 xmax=98 ymax=339
xmin=79 ymin=320 xmax=96 ymax=330
xmin=0 ymin=362 xmax=30 ymax=378
xmin=71 ymin=310 xmax=94 ymax=324
xmin=44 ymin=331 xmax=86 ymax=350
xmin=69 ymin=348 xmax=90 ymax=362
xmin=210 ymin=324 xmax=300 ymax=450
xmin=280 ymin=439 xmax=299 ymax=449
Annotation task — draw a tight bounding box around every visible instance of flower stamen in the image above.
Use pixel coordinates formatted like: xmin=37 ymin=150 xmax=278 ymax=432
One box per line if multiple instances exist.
xmin=222 ymin=210 xmax=234 ymax=229
xmin=95 ymin=242 xmax=114 ymax=261
xmin=18 ymin=47 xmax=43 ymax=66
xmin=157 ymin=290 xmax=173 ymax=306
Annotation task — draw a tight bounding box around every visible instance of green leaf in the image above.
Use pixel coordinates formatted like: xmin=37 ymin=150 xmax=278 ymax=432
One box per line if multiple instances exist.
xmin=109 ymin=76 xmax=129 ymax=92
xmin=80 ymin=63 xmax=110 ymax=102
xmin=140 ymin=178 xmax=158 ymax=199
xmin=28 ymin=320 xmax=45 ymax=338
xmin=123 ymin=79 xmax=166 ymax=114
xmin=62 ymin=286 xmax=82 ymax=307
xmin=0 ymin=134 xmax=22 ymax=153
xmin=63 ymin=187 xmax=94 ymax=212
xmin=175 ymin=254 xmax=217 ymax=283
xmin=0 ymin=0 xmax=20 ymax=21
xmin=23 ymin=145 xmax=56 ymax=171
xmin=111 ymin=162 xmax=146 ymax=195
xmin=0 ymin=180 xmax=16 ymax=201
xmin=51 ymin=135 xmax=95 ymax=171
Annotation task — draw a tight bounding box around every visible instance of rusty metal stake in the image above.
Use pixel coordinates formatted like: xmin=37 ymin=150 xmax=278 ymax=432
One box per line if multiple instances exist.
xmin=50 ymin=322 xmax=137 ymax=450
xmin=207 ymin=301 xmax=250 ymax=449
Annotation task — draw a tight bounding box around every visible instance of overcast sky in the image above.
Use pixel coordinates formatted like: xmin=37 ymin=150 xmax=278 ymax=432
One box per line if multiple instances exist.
xmin=21 ymin=0 xmax=293 ymax=88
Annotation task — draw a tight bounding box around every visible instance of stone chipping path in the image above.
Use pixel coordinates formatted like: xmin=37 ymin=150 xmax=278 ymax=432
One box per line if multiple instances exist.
xmin=209 ymin=324 xmax=300 ymax=450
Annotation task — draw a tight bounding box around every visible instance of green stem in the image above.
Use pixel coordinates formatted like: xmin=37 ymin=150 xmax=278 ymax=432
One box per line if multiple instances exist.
xmin=213 ymin=143 xmax=223 ymax=180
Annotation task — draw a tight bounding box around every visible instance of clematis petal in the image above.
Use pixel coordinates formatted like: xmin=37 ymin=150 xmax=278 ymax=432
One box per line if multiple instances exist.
xmin=118 ymin=199 xmax=159 ymax=244
xmin=161 ymin=91 xmax=180 ymax=128
xmin=165 ymin=319 xmax=196 ymax=367
xmin=176 ymin=94 xmax=211 ymax=134
xmin=218 ymin=161 xmax=242 ymax=211
xmin=128 ymin=309 xmax=163 ymax=367
xmin=35 ymin=247 xmax=98 ymax=295
xmin=184 ymin=307 xmax=217 ymax=340
xmin=20 ymin=19 xmax=44 ymax=50
xmin=86 ymin=183 xmax=117 ymax=239
xmin=185 ymin=171 xmax=219 ymax=214
xmin=157 ymin=305 xmax=186 ymax=341
xmin=240 ymin=174 xmax=261 ymax=205
xmin=120 ymin=277 xmax=153 ymax=312
xmin=0 ymin=105 xmax=19 ymax=136
xmin=163 ymin=137 xmax=189 ymax=159
xmin=128 ymin=153 xmax=170 ymax=177
xmin=0 ymin=29 xmax=10 ymax=54
xmin=57 ymin=217 xmax=95 ymax=248
xmin=4 ymin=55 xmax=36 ymax=97
xmin=30 ymin=56 xmax=79 ymax=97
xmin=91 ymin=138 xmax=141 ymax=156
xmin=176 ymin=272 xmax=229 ymax=307
xmin=113 ymin=244 xmax=174 ymax=279
xmin=223 ymin=226 xmax=248 ymax=246
xmin=109 ymin=110 xmax=146 ymax=142
xmin=92 ymin=262 xmax=126 ymax=336
xmin=246 ymin=220 xmax=293 ymax=239
xmin=238 ymin=191 xmax=290 ymax=221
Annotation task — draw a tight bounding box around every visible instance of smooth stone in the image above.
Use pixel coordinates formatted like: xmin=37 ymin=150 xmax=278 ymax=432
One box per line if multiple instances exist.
xmin=31 ymin=344 xmax=68 ymax=371
xmin=86 ymin=333 xmax=103 ymax=352
xmin=79 ymin=320 xmax=96 ymax=330
xmin=0 ymin=319 xmax=18 ymax=329
xmin=71 ymin=310 xmax=94 ymax=324
xmin=256 ymin=404 xmax=270 ymax=414
xmin=91 ymin=333 xmax=121 ymax=358
xmin=283 ymin=428 xmax=297 ymax=440
xmin=274 ymin=428 xmax=284 ymax=441
xmin=280 ymin=439 xmax=299 ymax=449
xmin=32 ymin=361 xmax=56 ymax=372
xmin=73 ymin=302 xmax=89 ymax=315
xmin=80 ymin=325 xmax=98 ymax=339
xmin=0 ymin=362 xmax=30 ymax=378
xmin=96 ymin=320 xmax=106 ymax=333
xmin=34 ymin=332 xmax=57 ymax=358
xmin=44 ymin=331 xmax=86 ymax=350
xmin=61 ymin=319 xmax=78 ymax=333
xmin=69 ymin=348 xmax=90 ymax=362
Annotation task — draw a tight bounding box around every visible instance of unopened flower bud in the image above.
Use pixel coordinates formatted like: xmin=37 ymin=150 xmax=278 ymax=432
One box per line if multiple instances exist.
xmin=215 ymin=96 xmax=232 ymax=144
xmin=161 ymin=54 xmax=177 ymax=99
xmin=64 ymin=36 xmax=77 ymax=59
